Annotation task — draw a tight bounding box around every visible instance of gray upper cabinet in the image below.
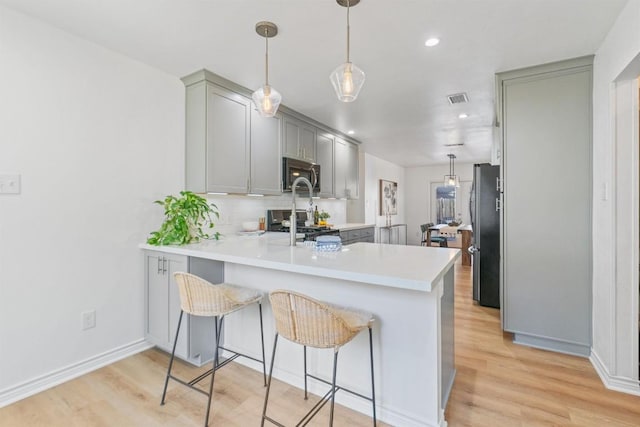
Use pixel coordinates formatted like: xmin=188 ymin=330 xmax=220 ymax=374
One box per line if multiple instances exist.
xmin=183 ymin=70 xmax=360 ymax=198
xmin=283 ymin=114 xmax=316 ymax=163
xmin=345 ymin=140 xmax=359 ymax=199
xmin=250 ymin=108 xmax=282 ymax=195
xmin=205 ymin=84 xmax=250 ymax=193
xmin=183 ymin=72 xmax=281 ymax=195
xmin=316 ymin=132 xmax=334 ymax=198
xmin=334 ymin=137 xmax=359 ymax=199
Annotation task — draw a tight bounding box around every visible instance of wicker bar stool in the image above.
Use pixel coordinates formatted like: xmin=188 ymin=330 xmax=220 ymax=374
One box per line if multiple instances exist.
xmin=261 ymin=290 xmax=376 ymax=427
xmin=161 ymin=272 xmax=267 ymax=427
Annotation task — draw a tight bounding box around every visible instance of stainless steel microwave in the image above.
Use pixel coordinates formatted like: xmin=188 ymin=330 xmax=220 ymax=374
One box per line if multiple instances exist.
xmin=282 ymin=157 xmax=320 ymax=194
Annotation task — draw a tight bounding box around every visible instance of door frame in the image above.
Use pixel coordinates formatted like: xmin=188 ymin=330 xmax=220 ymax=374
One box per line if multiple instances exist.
xmin=611 ymin=73 xmax=640 ymax=383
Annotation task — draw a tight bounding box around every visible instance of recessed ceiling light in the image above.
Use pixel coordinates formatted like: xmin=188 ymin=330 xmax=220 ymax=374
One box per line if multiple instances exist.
xmin=347 ymin=130 xmax=355 ymax=135
xmin=425 ymin=38 xmax=440 ymax=47
xmin=458 ymin=113 xmax=468 ymax=119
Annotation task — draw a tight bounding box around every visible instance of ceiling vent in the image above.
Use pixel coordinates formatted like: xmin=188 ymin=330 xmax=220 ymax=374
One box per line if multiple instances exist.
xmin=447 ymin=92 xmax=469 ymax=105
xmin=444 ymin=142 xmax=465 ymax=147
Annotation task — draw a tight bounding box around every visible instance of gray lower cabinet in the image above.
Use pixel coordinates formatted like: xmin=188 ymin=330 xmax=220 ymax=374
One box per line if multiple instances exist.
xmin=340 ymin=227 xmax=374 ymax=245
xmin=316 ymin=132 xmax=335 ymax=197
xmin=183 ymin=71 xmax=281 ymax=195
xmin=498 ymin=57 xmax=592 ymax=356
xmin=334 ymin=137 xmax=359 ymax=199
xmin=144 ymin=250 xmax=222 ymax=366
xmin=283 ymin=114 xmax=316 ymax=163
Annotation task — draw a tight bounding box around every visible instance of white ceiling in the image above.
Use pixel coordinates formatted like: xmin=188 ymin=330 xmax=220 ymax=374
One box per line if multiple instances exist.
xmin=0 ymin=0 xmax=627 ymax=167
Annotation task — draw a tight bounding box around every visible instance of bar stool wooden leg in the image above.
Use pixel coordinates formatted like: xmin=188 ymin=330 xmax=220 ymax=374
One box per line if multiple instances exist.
xmin=261 ymin=334 xmax=280 ymax=427
xmin=369 ymin=327 xmax=377 ymax=426
xmin=161 ymin=310 xmax=184 ymax=405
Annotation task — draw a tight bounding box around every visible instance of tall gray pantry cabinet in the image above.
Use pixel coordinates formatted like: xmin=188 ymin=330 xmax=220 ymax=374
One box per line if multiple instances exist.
xmin=497 ymin=56 xmax=592 ymax=356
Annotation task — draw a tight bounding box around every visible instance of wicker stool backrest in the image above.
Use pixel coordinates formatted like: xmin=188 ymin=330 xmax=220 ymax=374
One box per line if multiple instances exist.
xmin=174 ymin=272 xmax=243 ymax=317
xmin=269 ymin=290 xmax=358 ymax=349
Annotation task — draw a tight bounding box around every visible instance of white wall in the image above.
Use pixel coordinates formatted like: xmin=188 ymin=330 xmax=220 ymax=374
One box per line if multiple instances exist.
xmin=405 ymin=163 xmax=474 ymax=245
xmin=0 ymin=5 xmax=184 ymax=399
xmin=359 ymin=153 xmax=405 ymax=232
xmin=591 ymin=0 xmax=640 ymax=384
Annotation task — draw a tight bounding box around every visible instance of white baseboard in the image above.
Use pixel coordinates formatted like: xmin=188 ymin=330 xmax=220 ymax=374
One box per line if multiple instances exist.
xmin=0 ymin=339 xmax=153 ymax=408
xmin=590 ymin=349 xmax=640 ymax=396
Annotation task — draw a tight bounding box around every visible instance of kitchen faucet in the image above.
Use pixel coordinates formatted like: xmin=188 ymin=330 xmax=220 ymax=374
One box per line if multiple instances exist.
xmin=290 ymin=176 xmax=314 ymax=246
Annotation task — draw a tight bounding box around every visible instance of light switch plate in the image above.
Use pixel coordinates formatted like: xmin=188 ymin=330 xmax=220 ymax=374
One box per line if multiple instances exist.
xmin=0 ymin=174 xmax=21 ymax=194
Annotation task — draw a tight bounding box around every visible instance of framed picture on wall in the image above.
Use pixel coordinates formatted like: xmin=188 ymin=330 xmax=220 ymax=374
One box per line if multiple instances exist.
xmin=379 ymin=179 xmax=398 ymax=215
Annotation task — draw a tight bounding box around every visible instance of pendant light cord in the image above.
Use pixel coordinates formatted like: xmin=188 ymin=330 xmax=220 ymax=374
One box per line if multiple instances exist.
xmin=346 ymin=0 xmax=351 ymax=63
xmin=264 ymin=29 xmax=269 ymax=86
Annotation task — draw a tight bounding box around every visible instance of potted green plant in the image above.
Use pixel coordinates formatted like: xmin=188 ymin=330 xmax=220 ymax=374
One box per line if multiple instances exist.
xmin=147 ymin=191 xmax=220 ymax=245
xmin=318 ymin=210 xmax=331 ymax=225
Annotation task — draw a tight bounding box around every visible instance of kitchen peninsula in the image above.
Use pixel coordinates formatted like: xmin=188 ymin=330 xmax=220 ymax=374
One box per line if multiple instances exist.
xmin=141 ymin=234 xmax=459 ymax=427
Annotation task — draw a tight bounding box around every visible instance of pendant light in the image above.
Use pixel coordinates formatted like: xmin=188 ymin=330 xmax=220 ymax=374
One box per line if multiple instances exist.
xmin=444 ymin=154 xmax=461 ymax=187
xmin=330 ymin=0 xmax=365 ymax=102
xmin=252 ymin=21 xmax=281 ymax=117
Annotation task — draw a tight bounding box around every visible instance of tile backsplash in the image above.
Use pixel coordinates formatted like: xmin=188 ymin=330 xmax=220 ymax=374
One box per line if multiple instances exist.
xmin=205 ymin=194 xmax=347 ymax=235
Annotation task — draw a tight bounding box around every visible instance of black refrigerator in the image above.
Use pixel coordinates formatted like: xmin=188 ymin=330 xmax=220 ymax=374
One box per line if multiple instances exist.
xmin=469 ymin=163 xmax=500 ymax=308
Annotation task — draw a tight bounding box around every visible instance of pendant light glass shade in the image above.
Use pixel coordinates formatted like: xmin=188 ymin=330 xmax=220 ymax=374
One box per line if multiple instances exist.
xmin=252 ymin=22 xmax=281 ymax=118
xmin=252 ymin=84 xmax=281 ymax=118
xmin=331 ymin=0 xmax=365 ymax=102
xmin=444 ymin=154 xmax=461 ymax=187
xmin=444 ymin=174 xmax=460 ymax=188
xmin=330 ymin=62 xmax=365 ymax=102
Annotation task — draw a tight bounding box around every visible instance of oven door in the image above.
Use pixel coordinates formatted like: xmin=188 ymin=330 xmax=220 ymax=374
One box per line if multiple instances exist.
xmin=305 ymin=228 xmax=340 ymax=241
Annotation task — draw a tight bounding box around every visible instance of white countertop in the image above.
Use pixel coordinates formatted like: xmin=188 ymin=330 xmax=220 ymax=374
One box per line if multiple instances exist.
xmin=140 ymin=233 xmax=460 ymax=292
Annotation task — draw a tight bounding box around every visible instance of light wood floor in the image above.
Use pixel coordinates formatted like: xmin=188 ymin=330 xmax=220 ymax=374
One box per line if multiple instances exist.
xmin=445 ymin=262 xmax=640 ymax=427
xmin=2 ymin=261 xmax=640 ymax=426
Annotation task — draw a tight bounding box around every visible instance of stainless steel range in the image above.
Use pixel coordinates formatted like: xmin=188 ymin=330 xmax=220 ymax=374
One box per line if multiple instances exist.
xmin=266 ymin=209 xmax=340 ymax=241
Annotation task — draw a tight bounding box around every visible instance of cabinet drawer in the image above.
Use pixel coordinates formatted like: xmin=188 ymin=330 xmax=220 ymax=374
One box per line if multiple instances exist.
xmin=360 ymin=227 xmax=374 ymax=238
xmin=340 ymin=227 xmax=374 ymax=244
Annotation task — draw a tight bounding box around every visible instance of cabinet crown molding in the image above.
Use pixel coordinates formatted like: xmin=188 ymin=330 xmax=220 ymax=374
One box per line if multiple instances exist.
xmin=181 ymin=68 xmax=361 ymax=146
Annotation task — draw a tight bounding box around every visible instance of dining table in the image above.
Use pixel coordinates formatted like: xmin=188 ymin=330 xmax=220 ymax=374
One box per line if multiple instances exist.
xmin=427 ymin=223 xmax=473 ymax=266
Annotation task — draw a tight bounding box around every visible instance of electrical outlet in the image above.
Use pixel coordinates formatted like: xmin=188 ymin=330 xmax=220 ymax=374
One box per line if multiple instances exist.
xmin=82 ymin=310 xmax=96 ymax=330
